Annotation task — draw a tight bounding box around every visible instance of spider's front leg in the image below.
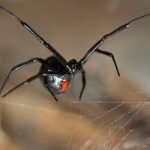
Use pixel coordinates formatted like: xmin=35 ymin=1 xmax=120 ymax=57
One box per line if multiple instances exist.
xmin=0 ymin=57 xmax=45 ymax=96
xmin=95 ymin=49 xmax=120 ymax=76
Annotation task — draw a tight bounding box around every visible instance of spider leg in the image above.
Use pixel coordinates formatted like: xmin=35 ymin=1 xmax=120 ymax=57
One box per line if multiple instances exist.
xmin=95 ymin=49 xmax=120 ymax=76
xmin=0 ymin=6 xmax=70 ymax=72
xmin=2 ymin=73 xmax=41 ymax=97
xmin=40 ymin=71 xmax=59 ymax=102
xmin=46 ymin=86 xmax=58 ymax=102
xmin=0 ymin=57 xmax=45 ymax=95
xmin=79 ymin=69 xmax=86 ymax=100
xmin=80 ymin=12 xmax=150 ymax=65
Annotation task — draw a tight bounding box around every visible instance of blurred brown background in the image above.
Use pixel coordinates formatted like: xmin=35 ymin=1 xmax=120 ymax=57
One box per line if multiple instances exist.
xmin=0 ymin=0 xmax=150 ymax=150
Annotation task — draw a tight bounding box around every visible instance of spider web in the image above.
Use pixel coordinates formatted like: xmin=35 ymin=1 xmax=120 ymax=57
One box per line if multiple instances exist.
xmin=1 ymin=74 xmax=150 ymax=150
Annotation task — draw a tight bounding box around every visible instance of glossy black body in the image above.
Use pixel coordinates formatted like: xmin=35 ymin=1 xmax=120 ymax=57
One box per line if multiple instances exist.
xmin=0 ymin=6 xmax=150 ymax=101
xmin=41 ymin=56 xmax=68 ymax=74
xmin=40 ymin=56 xmax=71 ymax=95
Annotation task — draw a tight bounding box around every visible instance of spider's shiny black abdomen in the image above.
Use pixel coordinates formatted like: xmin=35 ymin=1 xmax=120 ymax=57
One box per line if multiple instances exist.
xmin=40 ymin=56 xmax=71 ymax=94
xmin=41 ymin=56 xmax=68 ymax=73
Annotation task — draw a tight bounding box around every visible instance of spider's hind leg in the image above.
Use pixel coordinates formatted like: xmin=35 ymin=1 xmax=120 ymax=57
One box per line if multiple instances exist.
xmin=2 ymin=73 xmax=41 ymax=97
xmin=0 ymin=57 xmax=45 ymax=96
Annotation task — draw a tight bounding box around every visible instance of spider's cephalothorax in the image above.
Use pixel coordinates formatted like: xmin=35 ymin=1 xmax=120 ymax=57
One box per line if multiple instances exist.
xmin=68 ymin=59 xmax=82 ymax=74
xmin=0 ymin=6 xmax=150 ymax=101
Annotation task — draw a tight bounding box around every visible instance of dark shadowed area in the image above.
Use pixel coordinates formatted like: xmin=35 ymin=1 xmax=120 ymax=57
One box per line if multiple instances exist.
xmin=0 ymin=0 xmax=150 ymax=149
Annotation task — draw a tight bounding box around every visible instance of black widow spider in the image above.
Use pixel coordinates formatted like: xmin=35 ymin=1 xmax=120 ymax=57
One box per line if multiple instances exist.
xmin=0 ymin=6 xmax=150 ymax=101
